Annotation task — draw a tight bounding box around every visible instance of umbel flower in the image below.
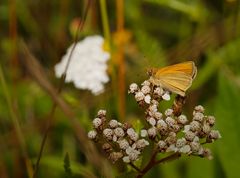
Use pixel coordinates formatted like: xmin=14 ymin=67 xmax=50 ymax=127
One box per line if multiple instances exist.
xmin=88 ymin=78 xmax=221 ymax=173
xmin=54 ymin=35 xmax=110 ymax=95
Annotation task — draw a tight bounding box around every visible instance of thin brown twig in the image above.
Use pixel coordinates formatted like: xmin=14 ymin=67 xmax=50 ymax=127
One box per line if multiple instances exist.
xmin=21 ymin=39 xmax=112 ymax=178
xmin=129 ymin=162 xmax=142 ymax=173
xmin=136 ymin=149 xmax=158 ymax=178
xmin=154 ymin=152 xmax=181 ymax=165
xmin=136 ymin=151 xmax=181 ymax=178
xmin=32 ymin=1 xmax=93 ymax=177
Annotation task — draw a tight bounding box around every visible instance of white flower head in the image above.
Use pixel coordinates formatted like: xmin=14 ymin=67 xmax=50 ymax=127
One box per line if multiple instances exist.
xmin=54 ymin=35 xmax=110 ymax=95
xmin=87 ymin=130 xmax=97 ymax=140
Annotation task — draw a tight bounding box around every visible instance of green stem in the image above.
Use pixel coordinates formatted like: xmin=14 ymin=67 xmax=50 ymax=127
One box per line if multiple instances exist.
xmin=99 ymin=0 xmax=111 ymax=45
xmin=99 ymin=0 xmax=119 ymax=122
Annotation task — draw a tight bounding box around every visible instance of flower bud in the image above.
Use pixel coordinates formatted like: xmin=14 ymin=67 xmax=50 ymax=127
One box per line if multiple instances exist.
xmin=154 ymin=87 xmax=164 ymax=96
xmin=135 ymin=91 xmax=145 ymax=102
xmin=206 ymin=116 xmax=215 ymax=126
xmin=177 ymin=115 xmax=188 ymax=125
xmin=97 ymin=110 xmax=107 ymax=117
xmin=194 ymin=105 xmax=205 ymax=113
xmin=141 ymin=85 xmax=151 ymax=95
xmin=102 ymin=143 xmax=112 ymax=153
xmin=144 ymin=94 xmax=151 ymax=104
xmin=88 ymin=130 xmax=97 ymax=140
xmin=148 ymin=117 xmax=156 ymax=126
xmin=118 ymin=139 xmax=130 ymax=150
xmin=148 ymin=127 xmax=157 ymax=139
xmin=92 ymin=118 xmax=102 ymax=129
xmin=129 ymin=83 xmax=139 ymax=94
xmin=176 ymin=138 xmax=187 ymax=148
xmin=109 ymin=119 xmax=119 ymax=128
xmin=114 ymin=127 xmax=125 ymax=138
xmin=185 ymin=131 xmax=196 ymax=142
xmin=193 ymin=112 xmax=204 ymax=122
xmin=165 ymin=109 xmax=173 ymax=116
xmin=136 ymin=139 xmax=149 ymax=149
xmin=158 ymin=140 xmax=167 ymax=151
xmin=109 ymin=152 xmax=123 ymax=163
xmin=103 ymin=128 xmax=113 ymax=140
xmin=141 ymin=80 xmax=151 ymax=86
xmin=162 ymin=92 xmax=170 ymax=101
xmin=190 ymin=121 xmax=201 ymax=132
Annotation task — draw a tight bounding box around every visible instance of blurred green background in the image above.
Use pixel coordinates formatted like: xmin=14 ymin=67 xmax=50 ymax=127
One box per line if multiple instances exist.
xmin=0 ymin=0 xmax=240 ymax=177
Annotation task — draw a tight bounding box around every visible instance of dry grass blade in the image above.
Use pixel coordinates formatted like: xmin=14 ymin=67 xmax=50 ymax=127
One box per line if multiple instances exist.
xmin=19 ymin=40 xmax=111 ymax=178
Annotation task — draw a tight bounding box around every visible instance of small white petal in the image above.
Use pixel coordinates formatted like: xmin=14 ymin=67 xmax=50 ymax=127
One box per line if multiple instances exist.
xmin=123 ymin=156 xmax=130 ymax=163
xmin=162 ymin=92 xmax=170 ymax=101
xmin=193 ymin=136 xmax=199 ymax=142
xmin=140 ymin=129 xmax=148 ymax=137
xmin=166 ymin=144 xmax=178 ymax=152
xmin=113 ymin=135 xmax=118 ymax=142
xmin=179 ymin=145 xmax=191 ymax=154
xmin=87 ymin=130 xmax=97 ymax=139
xmin=148 ymin=117 xmax=156 ymax=126
xmin=183 ymin=125 xmax=191 ymax=133
xmin=144 ymin=95 xmax=151 ymax=104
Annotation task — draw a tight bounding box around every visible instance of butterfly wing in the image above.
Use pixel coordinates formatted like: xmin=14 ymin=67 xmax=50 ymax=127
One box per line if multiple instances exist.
xmin=156 ymin=72 xmax=193 ymax=96
xmin=156 ymin=61 xmax=197 ymax=79
xmin=152 ymin=61 xmax=197 ymax=96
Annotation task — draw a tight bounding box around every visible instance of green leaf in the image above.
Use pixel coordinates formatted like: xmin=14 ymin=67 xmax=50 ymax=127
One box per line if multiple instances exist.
xmin=214 ymin=71 xmax=240 ymax=178
xmin=144 ymin=0 xmax=205 ymax=21
xmin=186 ymin=157 xmax=214 ymax=178
xmin=39 ymin=155 xmax=97 ymax=178
xmin=135 ymin=29 xmax=167 ymax=68
xmin=64 ymin=152 xmax=72 ymax=178
xmin=116 ymin=171 xmax=137 ymax=178
xmin=159 ymin=160 xmax=182 ymax=178
xmin=193 ymin=38 xmax=240 ymax=89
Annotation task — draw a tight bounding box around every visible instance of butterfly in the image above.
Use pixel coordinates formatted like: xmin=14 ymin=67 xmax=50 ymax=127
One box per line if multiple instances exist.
xmin=148 ymin=61 xmax=197 ymax=96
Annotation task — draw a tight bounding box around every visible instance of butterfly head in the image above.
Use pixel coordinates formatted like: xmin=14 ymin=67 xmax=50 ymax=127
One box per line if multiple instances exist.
xmin=147 ymin=68 xmax=157 ymax=77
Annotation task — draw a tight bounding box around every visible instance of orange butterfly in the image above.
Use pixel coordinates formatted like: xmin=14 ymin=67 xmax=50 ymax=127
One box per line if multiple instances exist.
xmin=148 ymin=61 xmax=197 ymax=96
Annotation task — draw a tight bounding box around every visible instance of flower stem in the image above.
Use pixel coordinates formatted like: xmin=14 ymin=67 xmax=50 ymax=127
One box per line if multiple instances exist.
xmin=154 ymin=152 xmax=181 ymax=165
xmin=136 ymin=151 xmax=181 ymax=178
xmin=116 ymin=0 xmax=126 ymax=121
xmin=99 ymin=0 xmax=111 ymax=45
xmin=129 ymin=162 xmax=142 ymax=173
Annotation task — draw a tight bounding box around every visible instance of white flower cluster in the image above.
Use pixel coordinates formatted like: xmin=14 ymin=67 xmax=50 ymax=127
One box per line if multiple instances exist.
xmin=128 ymin=80 xmax=221 ymax=160
xmin=54 ymin=35 xmax=110 ymax=95
xmin=152 ymin=102 xmax=220 ymax=159
xmin=87 ymin=110 xmax=149 ymax=163
xmin=128 ymin=80 xmax=171 ymax=107
xmin=88 ymin=80 xmax=221 ymax=165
